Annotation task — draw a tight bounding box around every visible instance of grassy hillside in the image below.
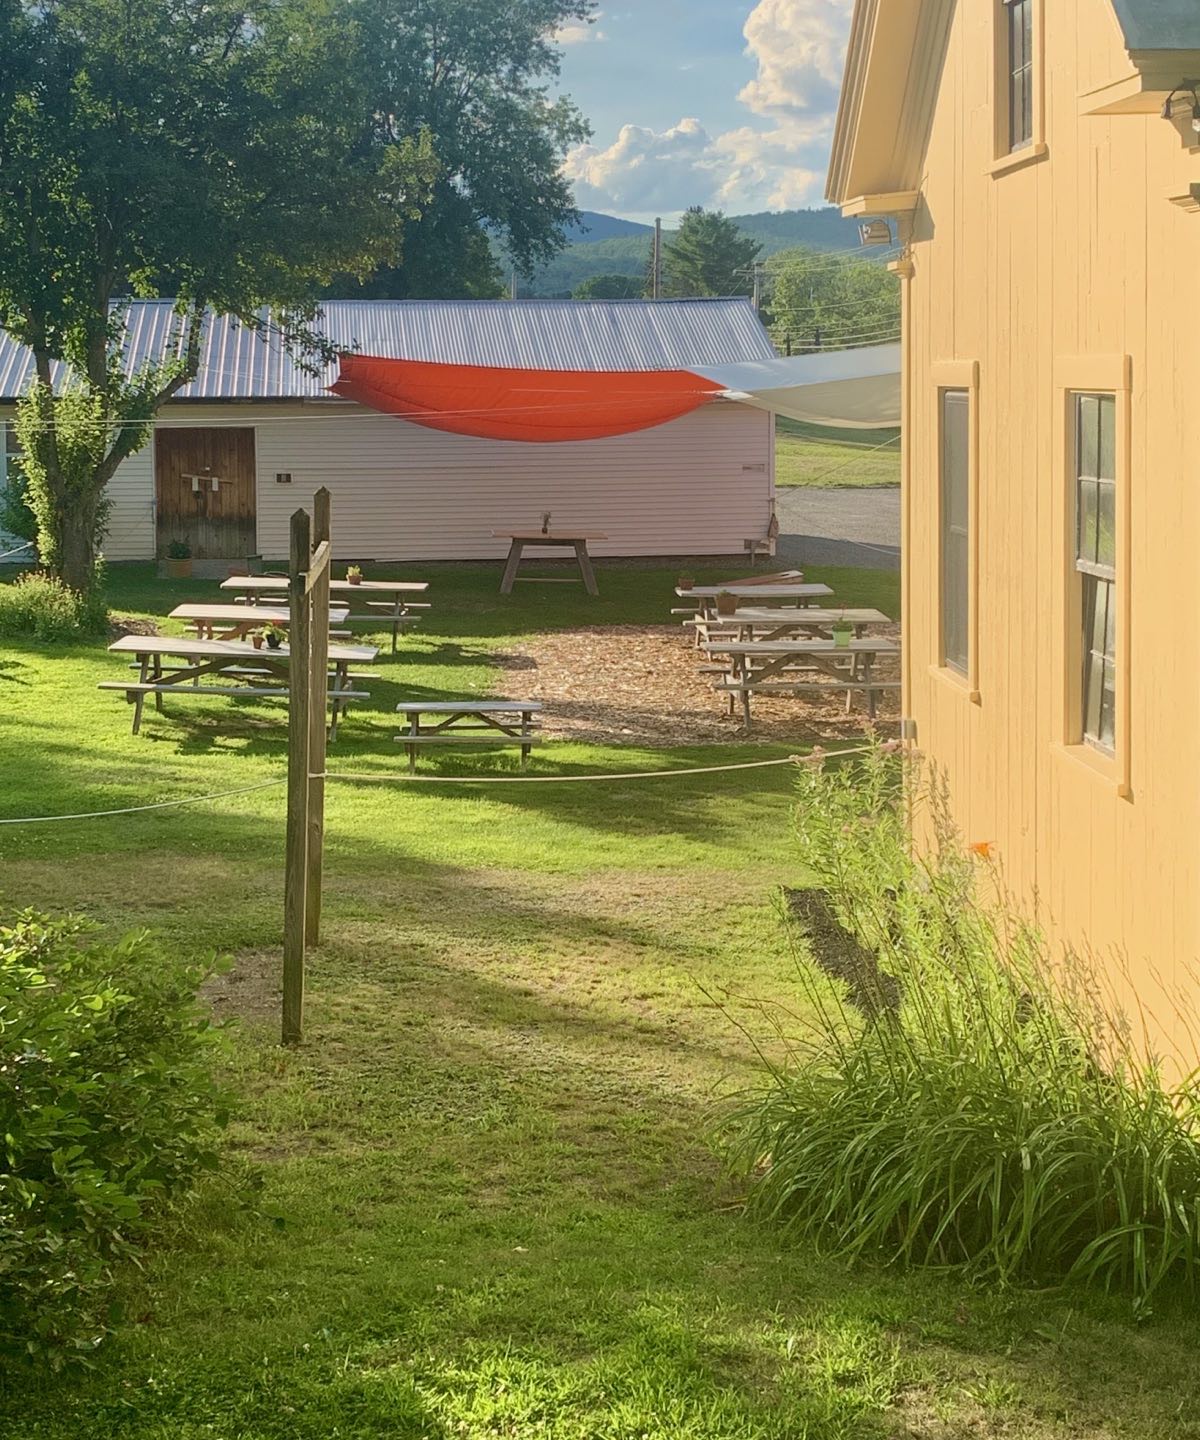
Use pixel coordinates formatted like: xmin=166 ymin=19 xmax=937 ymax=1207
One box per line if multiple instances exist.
xmin=775 ymin=418 xmax=901 ymax=488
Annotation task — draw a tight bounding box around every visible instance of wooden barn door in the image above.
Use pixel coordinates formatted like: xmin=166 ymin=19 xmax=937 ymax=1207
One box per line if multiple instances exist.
xmin=155 ymin=428 xmax=256 ymax=559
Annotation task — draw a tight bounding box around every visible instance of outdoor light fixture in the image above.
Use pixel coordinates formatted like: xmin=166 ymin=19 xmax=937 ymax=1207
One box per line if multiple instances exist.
xmin=859 ymin=218 xmax=892 ymax=247
xmin=1161 ymin=81 xmax=1200 ymax=132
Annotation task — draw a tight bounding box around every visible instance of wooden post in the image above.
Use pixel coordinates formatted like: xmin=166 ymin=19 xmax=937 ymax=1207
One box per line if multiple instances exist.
xmin=305 ymin=488 xmax=331 ymax=946
xmin=282 ymin=507 xmax=312 ymax=1046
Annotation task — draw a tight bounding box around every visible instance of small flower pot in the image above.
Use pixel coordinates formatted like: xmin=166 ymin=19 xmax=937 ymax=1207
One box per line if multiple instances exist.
xmin=164 ymin=557 xmax=192 ymax=580
xmin=677 ymin=575 xmax=695 ymax=591
xmin=831 ymin=622 xmax=853 ymax=649
xmin=265 ymin=633 xmax=282 ymax=650
xmin=347 ymin=574 xmax=363 ymax=586
xmin=251 ymin=634 xmax=264 ymax=650
xmin=715 ymin=592 xmax=738 ymax=617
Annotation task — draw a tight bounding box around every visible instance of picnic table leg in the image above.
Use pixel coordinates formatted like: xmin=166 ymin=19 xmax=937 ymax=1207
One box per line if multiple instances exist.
xmin=740 ymin=682 xmax=752 ymax=731
xmin=131 ymin=655 xmax=150 ymax=735
xmin=407 ymin=718 xmax=419 ymax=774
xmin=573 ymin=540 xmax=599 ymax=597
xmin=520 ymin=709 xmax=533 ymax=770
xmin=153 ymin=657 xmax=165 ymax=712
xmin=500 ymin=540 xmax=524 ymax=595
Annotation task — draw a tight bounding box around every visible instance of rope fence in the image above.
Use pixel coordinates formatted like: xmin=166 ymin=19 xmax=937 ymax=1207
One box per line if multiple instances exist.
xmin=0 ymin=746 xmax=880 ymax=827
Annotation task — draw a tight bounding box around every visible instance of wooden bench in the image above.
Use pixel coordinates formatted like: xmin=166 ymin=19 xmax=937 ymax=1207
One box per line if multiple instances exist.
xmin=395 ymin=700 xmax=542 ymax=772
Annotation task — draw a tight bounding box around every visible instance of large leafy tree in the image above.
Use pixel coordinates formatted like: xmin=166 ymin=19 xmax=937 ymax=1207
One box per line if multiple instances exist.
xmin=764 ymin=247 xmax=900 ymax=353
xmin=0 ymin=0 xmax=435 ymax=595
xmin=662 ymin=209 xmax=761 ymax=299
xmin=333 ymin=0 xmax=594 ymax=300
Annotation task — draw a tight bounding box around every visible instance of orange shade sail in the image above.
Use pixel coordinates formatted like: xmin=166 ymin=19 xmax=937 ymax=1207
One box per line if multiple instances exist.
xmin=329 ymin=354 xmax=723 ymax=442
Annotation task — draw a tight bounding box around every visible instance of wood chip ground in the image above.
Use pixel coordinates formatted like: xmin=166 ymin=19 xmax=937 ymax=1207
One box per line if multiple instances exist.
xmin=495 ymin=623 xmax=900 ymax=746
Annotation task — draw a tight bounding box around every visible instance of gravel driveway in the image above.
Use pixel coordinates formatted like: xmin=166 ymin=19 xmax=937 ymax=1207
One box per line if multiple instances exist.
xmin=775 ymin=486 xmax=900 ymax=571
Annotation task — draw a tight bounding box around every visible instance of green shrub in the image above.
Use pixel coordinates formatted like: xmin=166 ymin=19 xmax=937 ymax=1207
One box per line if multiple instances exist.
xmin=720 ymin=744 xmax=1200 ymax=1307
xmin=0 ymin=571 xmax=106 ymax=641
xmin=0 ymin=912 xmax=229 ymax=1363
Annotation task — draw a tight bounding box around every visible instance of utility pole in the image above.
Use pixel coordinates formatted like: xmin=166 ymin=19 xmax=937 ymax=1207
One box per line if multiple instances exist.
xmin=751 ymin=262 xmax=765 ymax=313
xmin=510 ymin=270 xmax=518 ymax=301
xmin=652 ymin=217 xmax=662 ymax=300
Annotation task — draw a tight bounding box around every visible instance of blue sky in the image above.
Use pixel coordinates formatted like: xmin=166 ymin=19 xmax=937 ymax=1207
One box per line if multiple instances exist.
xmin=555 ymin=0 xmax=854 ymax=223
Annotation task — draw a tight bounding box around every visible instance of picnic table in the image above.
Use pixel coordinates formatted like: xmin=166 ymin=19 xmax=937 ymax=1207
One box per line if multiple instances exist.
xmin=99 ymin=634 xmax=378 ymax=738
xmin=394 ymin=700 xmax=542 ymax=772
xmin=702 ymin=636 xmax=901 ymax=728
xmin=676 ymin=581 xmax=835 ymax=605
xmin=170 ymin=602 xmax=349 ymax=641
xmin=687 ymin=606 xmax=891 ymax=643
xmin=220 ymin=575 xmax=429 ymax=653
xmin=493 ymin=529 xmax=608 ymax=597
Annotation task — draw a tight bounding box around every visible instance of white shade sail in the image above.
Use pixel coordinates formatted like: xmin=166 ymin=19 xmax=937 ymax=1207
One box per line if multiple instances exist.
xmin=697 ymin=344 xmax=901 ymax=429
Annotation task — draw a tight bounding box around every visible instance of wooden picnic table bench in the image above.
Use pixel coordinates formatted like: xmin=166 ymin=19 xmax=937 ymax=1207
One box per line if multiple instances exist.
xmin=395 ymin=700 xmax=543 ymax=772
xmin=493 ymin=530 xmax=607 ymax=597
xmin=702 ymin=636 xmax=901 ymax=727
xmin=170 ymin=602 xmax=349 ymax=641
xmin=220 ymin=575 xmax=430 ymax=653
xmin=100 ymin=634 xmax=378 ymax=738
xmin=688 ymin=607 xmax=892 ymax=643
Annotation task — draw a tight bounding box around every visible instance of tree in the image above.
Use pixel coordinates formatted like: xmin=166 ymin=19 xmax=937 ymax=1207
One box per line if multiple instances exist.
xmin=764 ymin=247 xmax=900 ymax=353
xmin=330 ymin=0 xmax=595 ymax=301
xmin=0 ymin=0 xmax=436 ymax=595
xmin=572 ymin=274 xmax=646 ymax=301
xmin=662 ymin=209 xmax=761 ymax=299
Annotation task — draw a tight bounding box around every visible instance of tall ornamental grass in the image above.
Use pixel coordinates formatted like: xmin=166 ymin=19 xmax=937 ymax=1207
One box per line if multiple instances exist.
xmin=721 ymin=744 xmax=1200 ymax=1307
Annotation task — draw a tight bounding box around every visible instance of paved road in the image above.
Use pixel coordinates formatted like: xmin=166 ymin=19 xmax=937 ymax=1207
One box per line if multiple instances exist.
xmin=775 ymin=485 xmax=900 ymax=571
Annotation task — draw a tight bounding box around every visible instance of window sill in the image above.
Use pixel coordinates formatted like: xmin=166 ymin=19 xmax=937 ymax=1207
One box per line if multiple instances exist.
xmin=928 ymin=664 xmax=981 ymax=705
xmin=987 ymin=141 xmax=1048 ymax=178
xmin=1051 ymin=740 xmax=1132 ymax=800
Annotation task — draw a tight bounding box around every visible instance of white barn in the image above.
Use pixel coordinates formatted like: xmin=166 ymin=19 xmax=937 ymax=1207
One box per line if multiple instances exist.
xmin=0 ymin=299 xmax=779 ymax=565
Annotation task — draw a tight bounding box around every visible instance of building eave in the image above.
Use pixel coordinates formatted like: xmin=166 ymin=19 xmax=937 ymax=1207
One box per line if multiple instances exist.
xmin=1079 ymin=50 xmax=1200 ymax=115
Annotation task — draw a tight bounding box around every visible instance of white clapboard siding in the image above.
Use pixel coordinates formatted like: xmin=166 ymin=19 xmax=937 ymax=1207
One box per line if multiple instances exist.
xmin=1 ymin=399 xmax=774 ymax=561
xmin=0 ymin=407 xmax=154 ymax=561
xmin=252 ymin=401 xmax=773 ymax=560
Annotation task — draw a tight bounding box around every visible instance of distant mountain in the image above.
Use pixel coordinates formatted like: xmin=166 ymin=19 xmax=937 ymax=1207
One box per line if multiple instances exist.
xmin=562 ymin=211 xmax=654 ymax=244
xmin=514 ymin=208 xmax=870 ymax=297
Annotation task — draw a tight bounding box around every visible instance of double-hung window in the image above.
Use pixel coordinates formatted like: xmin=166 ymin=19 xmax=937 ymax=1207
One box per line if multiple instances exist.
xmin=1074 ymin=394 xmax=1117 ymax=752
xmin=1004 ymin=0 xmax=1034 ymax=152
xmin=940 ymin=390 xmax=971 ymax=675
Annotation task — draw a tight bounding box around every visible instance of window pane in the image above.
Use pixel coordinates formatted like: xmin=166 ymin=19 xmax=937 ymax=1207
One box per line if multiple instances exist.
xmin=1097 ymin=480 xmax=1116 ymax=570
xmin=941 ymin=389 xmax=970 ymax=674
xmin=1078 ymin=477 xmax=1099 ymax=563
xmin=1098 ymin=394 xmax=1116 ymax=480
xmin=1103 ymin=578 xmax=1117 ymax=660
xmin=1100 ymin=667 xmax=1117 ymax=751
xmin=1078 ymin=395 xmax=1099 ymax=477
xmin=1084 ymin=647 xmax=1104 ymax=742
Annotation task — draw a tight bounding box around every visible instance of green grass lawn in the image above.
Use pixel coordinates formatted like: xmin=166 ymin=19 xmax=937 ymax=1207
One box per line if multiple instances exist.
xmin=2 ymin=561 xmax=1199 ymax=1438
xmin=776 ymin=418 xmax=901 ymax=488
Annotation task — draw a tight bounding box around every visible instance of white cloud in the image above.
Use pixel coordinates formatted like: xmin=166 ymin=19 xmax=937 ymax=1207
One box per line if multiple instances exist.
xmin=556 ymin=13 xmax=605 ymax=45
xmin=563 ymin=0 xmax=854 ymax=215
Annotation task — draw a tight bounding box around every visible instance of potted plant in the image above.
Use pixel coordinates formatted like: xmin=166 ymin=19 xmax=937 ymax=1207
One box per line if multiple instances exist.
xmin=831 ymin=612 xmax=854 ymax=648
xmin=677 ymin=573 xmax=695 ymax=592
xmin=715 ymin=590 xmax=738 ymax=617
xmin=164 ymin=539 xmax=192 ymax=580
xmin=262 ymin=622 xmax=285 ymax=651
xmin=346 ymin=565 xmax=364 ymax=586
xmin=249 ymin=627 xmax=265 ymax=650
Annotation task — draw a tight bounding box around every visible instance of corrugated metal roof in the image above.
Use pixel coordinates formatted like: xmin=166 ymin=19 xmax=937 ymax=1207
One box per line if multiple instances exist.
xmin=0 ymin=298 xmax=776 ymax=401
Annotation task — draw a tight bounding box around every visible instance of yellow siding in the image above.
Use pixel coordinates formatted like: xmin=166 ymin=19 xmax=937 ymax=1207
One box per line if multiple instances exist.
xmin=902 ymin=0 xmax=1200 ymax=1056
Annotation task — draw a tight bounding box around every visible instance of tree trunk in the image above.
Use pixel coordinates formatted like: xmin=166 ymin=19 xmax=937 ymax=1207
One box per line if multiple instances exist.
xmin=58 ymin=506 xmax=98 ymax=595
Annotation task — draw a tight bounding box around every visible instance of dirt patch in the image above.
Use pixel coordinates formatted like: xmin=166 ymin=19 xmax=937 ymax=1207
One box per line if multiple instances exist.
xmin=203 ymin=947 xmax=280 ymax=1028
xmin=108 ymin=615 xmax=159 ymax=640
xmin=494 ymin=623 xmax=900 ymax=746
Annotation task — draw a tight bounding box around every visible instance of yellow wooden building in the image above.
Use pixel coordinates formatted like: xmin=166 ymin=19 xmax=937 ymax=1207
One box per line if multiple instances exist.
xmin=827 ymin=0 xmax=1200 ymax=1054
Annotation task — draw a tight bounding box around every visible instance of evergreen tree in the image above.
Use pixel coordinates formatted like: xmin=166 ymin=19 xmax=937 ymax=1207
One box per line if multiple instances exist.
xmin=662 ymin=209 xmax=761 ymax=299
